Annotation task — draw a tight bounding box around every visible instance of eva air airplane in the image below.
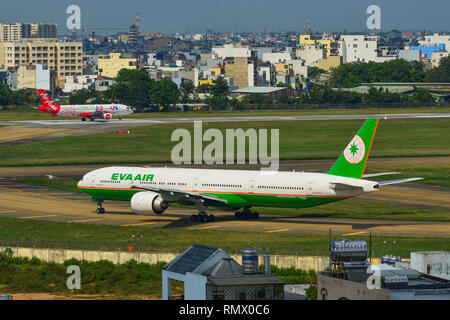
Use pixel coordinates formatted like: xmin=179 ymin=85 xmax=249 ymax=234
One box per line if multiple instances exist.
xmin=77 ymin=118 xmax=422 ymax=222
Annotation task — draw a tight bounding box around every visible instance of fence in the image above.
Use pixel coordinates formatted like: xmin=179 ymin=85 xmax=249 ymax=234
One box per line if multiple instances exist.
xmin=0 ymin=245 xmax=331 ymax=272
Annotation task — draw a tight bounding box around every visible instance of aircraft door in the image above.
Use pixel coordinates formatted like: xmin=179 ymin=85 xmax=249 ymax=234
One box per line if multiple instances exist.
xmin=193 ymin=178 xmax=199 ymax=191
xmin=249 ymin=179 xmax=255 ymax=193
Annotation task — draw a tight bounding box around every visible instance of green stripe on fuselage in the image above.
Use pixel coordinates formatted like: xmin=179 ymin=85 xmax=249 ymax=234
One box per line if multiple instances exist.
xmin=78 ymin=187 xmax=348 ymax=209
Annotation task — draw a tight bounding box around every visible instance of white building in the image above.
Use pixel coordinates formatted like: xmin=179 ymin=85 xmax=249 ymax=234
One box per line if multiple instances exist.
xmin=261 ymin=51 xmax=294 ymax=64
xmin=338 ymin=35 xmax=390 ymax=63
xmin=296 ymin=44 xmax=327 ymax=66
xmin=419 ymin=33 xmax=450 ymax=50
xmin=212 ymin=44 xmax=251 ymax=59
xmin=62 ymin=74 xmax=97 ymax=93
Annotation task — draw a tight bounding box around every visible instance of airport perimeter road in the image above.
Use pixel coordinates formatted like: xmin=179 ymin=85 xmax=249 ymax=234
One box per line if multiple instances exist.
xmin=0 ymin=178 xmax=449 ymax=237
xmin=1 ymin=112 xmax=450 ymax=146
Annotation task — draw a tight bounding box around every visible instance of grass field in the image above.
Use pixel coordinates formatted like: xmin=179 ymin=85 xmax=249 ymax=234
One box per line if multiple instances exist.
xmin=1 ymin=105 xmax=450 ymax=122
xmin=0 ymin=249 xmax=316 ymax=298
xmin=0 ymin=216 xmax=449 ymax=257
xmin=1 ymin=118 xmax=449 ymax=166
xmin=366 ymin=164 xmax=450 ymax=188
xmin=11 ymin=176 xmax=450 ymax=222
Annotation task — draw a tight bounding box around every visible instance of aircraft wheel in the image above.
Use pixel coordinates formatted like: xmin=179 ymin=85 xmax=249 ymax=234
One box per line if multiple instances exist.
xmin=209 ymin=215 xmax=215 ymax=222
xmin=81 ymin=117 xmax=86 ymax=121
xmin=253 ymin=212 xmax=259 ymax=219
xmin=234 ymin=211 xmax=242 ymax=219
xmin=190 ymin=214 xmax=197 ymax=222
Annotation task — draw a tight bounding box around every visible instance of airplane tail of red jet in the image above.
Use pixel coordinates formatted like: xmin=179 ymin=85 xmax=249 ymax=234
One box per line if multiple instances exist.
xmin=37 ymin=89 xmax=60 ymax=114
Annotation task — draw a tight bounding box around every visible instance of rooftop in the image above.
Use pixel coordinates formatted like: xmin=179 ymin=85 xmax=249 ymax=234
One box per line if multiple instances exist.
xmin=231 ymin=86 xmax=287 ymax=94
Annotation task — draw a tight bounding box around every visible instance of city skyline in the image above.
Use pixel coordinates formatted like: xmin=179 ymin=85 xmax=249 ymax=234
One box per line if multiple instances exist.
xmin=0 ymin=0 xmax=449 ymax=35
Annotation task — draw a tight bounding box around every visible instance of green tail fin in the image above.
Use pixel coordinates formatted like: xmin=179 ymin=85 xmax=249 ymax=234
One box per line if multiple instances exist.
xmin=327 ymin=118 xmax=379 ymax=179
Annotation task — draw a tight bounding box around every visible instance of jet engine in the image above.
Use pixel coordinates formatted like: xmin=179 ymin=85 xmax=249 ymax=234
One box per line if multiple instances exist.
xmin=130 ymin=191 xmax=168 ymax=215
xmin=103 ymin=113 xmax=112 ymax=120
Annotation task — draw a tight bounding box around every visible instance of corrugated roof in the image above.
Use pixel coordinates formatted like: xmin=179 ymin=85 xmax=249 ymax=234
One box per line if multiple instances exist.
xmin=164 ymin=244 xmax=219 ymax=275
xmin=231 ymin=86 xmax=286 ymax=94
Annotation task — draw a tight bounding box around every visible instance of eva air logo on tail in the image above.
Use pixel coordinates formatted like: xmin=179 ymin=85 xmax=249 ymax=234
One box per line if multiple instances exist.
xmin=343 ymin=135 xmax=366 ymax=164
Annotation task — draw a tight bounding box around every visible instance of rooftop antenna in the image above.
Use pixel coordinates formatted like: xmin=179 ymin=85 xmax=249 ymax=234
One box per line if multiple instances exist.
xmin=307 ymin=16 xmax=311 ymax=35
xmin=135 ymin=12 xmax=140 ymax=31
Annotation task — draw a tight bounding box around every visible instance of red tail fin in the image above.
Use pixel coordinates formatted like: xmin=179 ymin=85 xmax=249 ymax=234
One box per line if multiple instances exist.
xmin=37 ymin=89 xmax=60 ymax=114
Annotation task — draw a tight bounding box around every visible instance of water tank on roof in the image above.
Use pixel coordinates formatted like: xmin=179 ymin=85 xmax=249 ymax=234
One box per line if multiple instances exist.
xmin=242 ymin=248 xmax=259 ymax=274
xmin=330 ymin=239 xmax=368 ymax=263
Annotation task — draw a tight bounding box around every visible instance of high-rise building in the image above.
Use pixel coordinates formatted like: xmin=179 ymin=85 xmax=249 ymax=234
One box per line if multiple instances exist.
xmin=0 ymin=23 xmax=22 ymax=42
xmin=0 ymin=38 xmax=82 ymax=89
xmin=0 ymin=23 xmax=57 ymax=42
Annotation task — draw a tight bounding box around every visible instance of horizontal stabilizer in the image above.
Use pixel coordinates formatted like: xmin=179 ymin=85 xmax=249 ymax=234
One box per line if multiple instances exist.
xmin=363 ymin=172 xmax=400 ymax=178
xmin=329 ymin=182 xmax=364 ymax=191
xmin=378 ymin=177 xmax=423 ymax=186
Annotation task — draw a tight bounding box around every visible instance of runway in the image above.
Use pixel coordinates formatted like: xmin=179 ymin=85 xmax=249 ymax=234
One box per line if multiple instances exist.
xmin=0 ymin=177 xmax=448 ymax=237
xmin=1 ymin=112 xmax=450 ymax=147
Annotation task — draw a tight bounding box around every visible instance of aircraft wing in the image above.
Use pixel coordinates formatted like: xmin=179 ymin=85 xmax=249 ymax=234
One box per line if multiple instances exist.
xmin=130 ymin=185 xmax=229 ymax=204
xmin=377 ymin=177 xmax=423 ymax=186
xmin=363 ymin=172 xmax=400 ymax=178
xmin=80 ymin=111 xmax=104 ymax=119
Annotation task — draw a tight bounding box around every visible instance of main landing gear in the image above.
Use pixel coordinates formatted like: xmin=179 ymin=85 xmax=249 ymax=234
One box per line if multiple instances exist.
xmin=190 ymin=200 xmax=215 ymax=223
xmin=190 ymin=212 xmax=215 ymax=222
xmin=81 ymin=117 xmax=86 ymax=121
xmin=234 ymin=208 xmax=259 ymax=220
xmin=96 ymin=199 xmax=105 ymax=214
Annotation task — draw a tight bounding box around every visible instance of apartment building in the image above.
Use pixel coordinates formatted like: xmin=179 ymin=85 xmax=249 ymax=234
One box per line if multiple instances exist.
xmin=338 ymin=35 xmax=379 ymax=63
xmin=0 ymin=23 xmax=57 ymax=42
xmin=0 ymin=38 xmax=82 ymax=88
xmin=299 ymin=33 xmax=339 ymax=57
xmin=98 ymin=52 xmax=138 ymax=78
xmin=224 ymin=56 xmax=255 ymax=89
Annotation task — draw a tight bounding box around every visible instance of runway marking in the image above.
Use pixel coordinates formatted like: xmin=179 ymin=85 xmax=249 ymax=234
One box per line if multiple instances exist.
xmin=265 ymin=228 xmax=291 ymax=233
xmin=20 ymin=215 xmax=57 ymax=219
xmin=121 ymin=222 xmax=157 ymax=227
xmin=67 ymin=218 xmax=104 ymax=223
xmin=342 ymin=231 xmax=369 ymax=236
xmin=378 ymin=190 xmax=450 ymax=201
xmin=189 ymin=225 xmax=220 ymax=230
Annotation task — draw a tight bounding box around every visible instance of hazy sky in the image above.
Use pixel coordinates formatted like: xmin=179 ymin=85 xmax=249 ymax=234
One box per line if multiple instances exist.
xmin=1 ymin=0 xmax=448 ymax=34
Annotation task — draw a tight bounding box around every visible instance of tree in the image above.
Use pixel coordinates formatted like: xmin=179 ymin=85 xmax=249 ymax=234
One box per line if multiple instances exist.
xmin=180 ymin=80 xmax=195 ymax=103
xmin=425 ymin=56 xmax=450 ymax=82
xmin=208 ymin=78 xmax=229 ymax=109
xmin=150 ymin=78 xmax=180 ymax=110
xmin=11 ymin=89 xmax=33 ymax=105
xmin=0 ymin=83 xmax=12 ymax=106
xmin=108 ymin=69 xmax=154 ymax=111
xmin=408 ymin=87 xmax=435 ymax=103
xmin=69 ymin=90 xmax=94 ymax=104
xmin=309 ymin=67 xmax=327 ymax=77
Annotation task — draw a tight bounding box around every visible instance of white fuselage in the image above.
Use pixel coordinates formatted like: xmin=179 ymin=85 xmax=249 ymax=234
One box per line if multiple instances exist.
xmin=56 ymin=104 xmax=133 ymax=117
xmin=78 ymin=166 xmax=380 ymax=206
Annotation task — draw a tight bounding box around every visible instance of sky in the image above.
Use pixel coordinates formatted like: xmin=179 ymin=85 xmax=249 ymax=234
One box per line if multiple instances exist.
xmin=0 ymin=0 xmax=449 ymax=35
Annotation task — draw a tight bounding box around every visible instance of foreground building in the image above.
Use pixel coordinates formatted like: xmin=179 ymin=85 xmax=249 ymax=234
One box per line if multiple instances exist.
xmin=0 ymin=38 xmax=82 ymax=89
xmin=162 ymin=244 xmax=284 ymax=300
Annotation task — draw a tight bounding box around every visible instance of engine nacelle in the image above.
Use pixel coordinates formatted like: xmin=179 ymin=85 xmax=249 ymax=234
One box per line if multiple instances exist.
xmin=103 ymin=113 xmax=112 ymax=120
xmin=130 ymin=191 xmax=168 ymax=215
